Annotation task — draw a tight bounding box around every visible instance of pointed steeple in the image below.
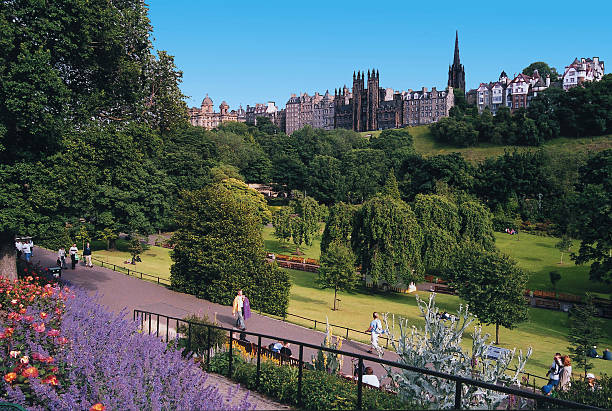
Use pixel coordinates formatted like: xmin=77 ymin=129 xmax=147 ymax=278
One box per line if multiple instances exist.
xmin=453 ymin=30 xmax=460 ymax=66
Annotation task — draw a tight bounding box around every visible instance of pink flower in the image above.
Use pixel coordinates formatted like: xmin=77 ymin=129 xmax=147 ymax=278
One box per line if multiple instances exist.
xmin=57 ymin=337 xmax=69 ymax=345
xmin=39 ymin=312 xmax=48 ymax=319
xmin=32 ymin=323 xmax=45 ymax=333
xmin=47 ymin=329 xmax=60 ymax=337
xmin=23 ymin=315 xmax=34 ymax=322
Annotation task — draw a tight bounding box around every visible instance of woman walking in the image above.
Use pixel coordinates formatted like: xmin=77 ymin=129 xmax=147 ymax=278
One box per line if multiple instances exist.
xmin=559 ymin=356 xmax=572 ymax=391
xmin=83 ymin=242 xmax=93 ymax=267
xmin=69 ymin=243 xmax=79 ymax=270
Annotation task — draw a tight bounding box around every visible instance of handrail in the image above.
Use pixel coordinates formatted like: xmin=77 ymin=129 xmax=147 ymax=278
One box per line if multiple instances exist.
xmin=133 ymin=309 xmax=600 ymax=410
xmin=91 ymin=256 xmax=170 ymax=286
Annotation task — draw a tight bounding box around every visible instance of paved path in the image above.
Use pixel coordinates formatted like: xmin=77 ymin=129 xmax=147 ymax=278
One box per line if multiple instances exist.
xmin=32 ymin=248 xmax=399 ymax=380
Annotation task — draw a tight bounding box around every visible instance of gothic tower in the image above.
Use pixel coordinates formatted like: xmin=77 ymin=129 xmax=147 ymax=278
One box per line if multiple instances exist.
xmin=352 ymin=71 xmax=364 ymax=131
xmin=367 ymin=69 xmax=379 ymax=131
xmin=448 ymin=31 xmax=466 ymax=93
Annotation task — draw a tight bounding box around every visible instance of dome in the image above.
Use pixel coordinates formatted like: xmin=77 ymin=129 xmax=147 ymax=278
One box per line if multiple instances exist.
xmin=220 ymin=100 xmax=229 ymax=107
xmin=202 ymin=94 xmax=213 ymax=106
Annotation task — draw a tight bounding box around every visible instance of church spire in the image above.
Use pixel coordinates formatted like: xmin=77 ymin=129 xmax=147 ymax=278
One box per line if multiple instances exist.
xmin=453 ymin=30 xmax=460 ymax=66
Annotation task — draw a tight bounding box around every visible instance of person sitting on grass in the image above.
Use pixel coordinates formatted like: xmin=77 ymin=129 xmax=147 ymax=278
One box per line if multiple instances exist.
xmin=362 ymin=367 xmax=380 ymax=388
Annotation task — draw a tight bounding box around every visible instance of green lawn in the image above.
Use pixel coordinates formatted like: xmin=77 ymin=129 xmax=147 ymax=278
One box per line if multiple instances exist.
xmin=362 ymin=126 xmax=612 ymax=163
xmin=92 ymin=245 xmax=172 ymax=280
xmin=262 ymin=224 xmax=323 ymax=260
xmin=495 ymin=232 xmax=612 ymax=298
xmin=284 ymin=268 xmax=612 ymax=378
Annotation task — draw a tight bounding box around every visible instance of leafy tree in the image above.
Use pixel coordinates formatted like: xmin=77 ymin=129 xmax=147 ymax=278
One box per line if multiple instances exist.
xmin=458 ymin=200 xmax=496 ymax=251
xmin=381 ymin=170 xmax=401 ymax=199
xmin=170 ymin=183 xmax=290 ymax=316
xmin=352 ymin=195 xmax=423 ymax=285
xmin=522 ymin=61 xmax=559 ymax=81
xmin=316 ymin=242 xmax=358 ymax=310
xmin=75 ymin=225 xmax=90 ymax=252
xmin=99 ymin=228 xmax=118 ymax=250
xmin=128 ymin=236 xmax=144 ymax=265
xmin=218 ymin=178 xmax=271 ymax=224
xmin=447 ymin=248 xmax=529 ymax=344
xmin=567 ymin=293 xmax=604 ymax=377
xmin=306 ymin=155 xmax=344 ymax=205
xmin=571 ymin=150 xmax=612 ymax=283
xmin=341 ymin=149 xmax=389 ymax=203
xmin=549 ymin=271 xmax=561 ymax=291
xmin=321 ymin=202 xmax=356 ymax=254
xmin=289 ymin=195 xmax=322 ymax=254
xmin=272 ymin=208 xmax=292 ymax=245
xmin=555 ymin=235 xmax=573 ymax=264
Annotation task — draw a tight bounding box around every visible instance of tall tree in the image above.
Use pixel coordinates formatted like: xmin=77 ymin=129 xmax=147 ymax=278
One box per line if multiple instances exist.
xmin=555 ymin=235 xmax=573 ymax=264
xmin=316 ymin=242 xmax=358 ymax=310
xmin=522 ymin=61 xmax=559 ymax=81
xmin=352 ymin=195 xmax=423 ymax=285
xmin=447 ymin=248 xmax=529 ymax=344
xmin=567 ymin=293 xmax=604 ymax=377
xmin=321 ymin=202 xmax=356 ymax=254
xmin=572 ymin=150 xmax=612 ymax=283
xmin=289 ymin=195 xmax=322 ymax=254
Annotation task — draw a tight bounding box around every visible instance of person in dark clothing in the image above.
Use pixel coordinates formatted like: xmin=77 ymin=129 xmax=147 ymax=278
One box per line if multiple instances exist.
xmin=279 ymin=341 xmax=292 ymax=357
xmin=83 ymin=242 xmax=93 ymax=267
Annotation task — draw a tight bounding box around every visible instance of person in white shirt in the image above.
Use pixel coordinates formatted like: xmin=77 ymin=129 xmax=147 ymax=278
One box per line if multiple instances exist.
xmin=69 ymin=244 xmax=78 ymax=270
xmin=361 ymin=367 xmax=380 ymax=388
xmin=58 ymin=247 xmax=67 ymax=269
xmin=366 ymin=312 xmax=383 ymax=354
xmin=15 ymin=241 xmax=23 ymax=259
xmin=21 ymin=241 xmax=32 ymax=262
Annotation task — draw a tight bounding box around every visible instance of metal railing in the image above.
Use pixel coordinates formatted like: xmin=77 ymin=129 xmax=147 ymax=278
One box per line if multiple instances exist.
xmin=133 ymin=309 xmax=599 ymax=410
xmin=91 ymin=256 xmax=170 ymax=286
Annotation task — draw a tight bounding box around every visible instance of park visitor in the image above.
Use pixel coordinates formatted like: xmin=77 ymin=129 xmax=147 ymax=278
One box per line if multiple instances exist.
xmin=559 ymin=356 xmax=572 ymax=391
xmin=243 ymin=294 xmax=251 ymax=325
xmin=29 ymin=239 xmax=34 ymax=257
xmin=269 ymin=341 xmax=283 ymax=353
xmin=69 ymin=243 xmax=78 ymax=270
xmin=21 ymin=240 xmax=32 ymax=263
xmin=83 ymin=242 xmax=93 ymax=267
xmin=366 ymin=312 xmax=383 ymax=355
xmin=603 ymin=348 xmax=612 ymax=360
xmin=15 ymin=240 xmax=22 ymax=259
xmin=542 ymin=353 xmax=563 ymax=394
xmin=279 ymin=341 xmax=292 ymax=357
xmin=586 ymin=373 xmax=597 ymax=391
xmin=58 ymin=247 xmax=67 ymax=269
xmin=232 ymin=289 xmax=246 ymax=330
xmin=362 ymin=367 xmax=380 ymax=388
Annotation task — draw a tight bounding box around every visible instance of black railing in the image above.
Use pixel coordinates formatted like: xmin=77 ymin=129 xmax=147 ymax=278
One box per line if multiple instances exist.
xmin=133 ymin=309 xmax=599 ymax=410
xmin=91 ymin=257 xmax=170 ymax=285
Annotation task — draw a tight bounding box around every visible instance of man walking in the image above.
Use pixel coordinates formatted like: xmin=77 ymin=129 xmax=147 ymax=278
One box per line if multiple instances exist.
xmin=542 ymin=352 xmax=563 ymax=394
xmin=21 ymin=240 xmax=32 ymax=263
xmin=83 ymin=242 xmax=93 ymax=267
xmin=232 ymin=289 xmax=246 ymax=330
xmin=366 ymin=312 xmax=383 ymax=355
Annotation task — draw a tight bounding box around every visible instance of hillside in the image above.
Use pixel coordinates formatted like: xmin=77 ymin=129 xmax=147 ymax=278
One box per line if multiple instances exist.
xmin=362 ymin=126 xmax=612 ymax=163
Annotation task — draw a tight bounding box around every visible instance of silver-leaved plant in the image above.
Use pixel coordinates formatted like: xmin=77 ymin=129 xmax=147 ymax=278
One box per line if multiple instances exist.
xmin=382 ymin=293 xmax=532 ymax=409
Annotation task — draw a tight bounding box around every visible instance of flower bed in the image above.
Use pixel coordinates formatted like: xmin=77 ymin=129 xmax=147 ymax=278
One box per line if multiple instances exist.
xmin=0 ymin=269 xmax=252 ymax=410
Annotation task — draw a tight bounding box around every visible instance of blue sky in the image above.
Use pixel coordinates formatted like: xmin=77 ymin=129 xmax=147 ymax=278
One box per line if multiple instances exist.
xmin=147 ymin=0 xmax=611 ymax=110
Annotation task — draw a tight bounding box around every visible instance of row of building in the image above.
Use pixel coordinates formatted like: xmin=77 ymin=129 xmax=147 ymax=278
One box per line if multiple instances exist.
xmin=188 ymin=32 xmax=605 ymax=134
xmin=468 ymin=57 xmax=605 ymax=115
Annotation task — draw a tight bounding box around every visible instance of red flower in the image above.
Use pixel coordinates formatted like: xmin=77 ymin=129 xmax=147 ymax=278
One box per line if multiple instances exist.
xmin=40 ymin=312 xmax=48 ymax=319
xmin=31 ymin=353 xmax=42 ymax=361
xmin=3 ymin=372 xmax=17 ymax=383
xmin=19 ymin=308 xmax=26 ymax=314
xmin=50 ymin=366 xmax=59 ymax=373
xmin=24 ymin=315 xmax=34 ymax=322
xmin=57 ymin=337 xmax=69 ymax=345
xmin=8 ymin=312 xmax=22 ymax=321
xmin=4 ymin=327 xmax=14 ymax=337
xmin=47 ymin=329 xmax=60 ymax=337
xmin=42 ymin=375 xmax=58 ymax=385
xmin=32 ymin=323 xmax=45 ymax=333
xmin=90 ymin=404 xmax=105 ymax=411
xmin=40 ymin=356 xmax=54 ymax=364
xmin=21 ymin=366 xmax=38 ymax=378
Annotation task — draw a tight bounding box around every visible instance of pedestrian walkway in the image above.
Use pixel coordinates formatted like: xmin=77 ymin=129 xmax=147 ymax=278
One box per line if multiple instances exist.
xmin=32 ymin=248 xmax=396 ymax=378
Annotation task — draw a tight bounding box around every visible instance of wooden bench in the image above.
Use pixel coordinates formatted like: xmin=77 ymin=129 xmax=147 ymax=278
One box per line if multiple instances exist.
xmin=433 ymin=285 xmax=455 ymax=295
xmin=235 ymin=340 xmax=304 ymax=368
xmin=534 ymin=299 xmax=560 ymax=310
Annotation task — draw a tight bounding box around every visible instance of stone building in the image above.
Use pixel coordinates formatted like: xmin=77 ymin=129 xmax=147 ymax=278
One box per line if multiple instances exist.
xmin=313 ymin=91 xmax=335 ymax=130
xmin=188 ymin=94 xmax=246 ymax=129
xmin=403 ymin=87 xmax=454 ymax=126
xmin=246 ymin=102 xmax=280 ymax=126
xmin=562 ymin=57 xmax=605 ymax=90
xmin=448 ymin=31 xmax=466 ymax=93
xmin=284 ymin=92 xmax=327 ymax=134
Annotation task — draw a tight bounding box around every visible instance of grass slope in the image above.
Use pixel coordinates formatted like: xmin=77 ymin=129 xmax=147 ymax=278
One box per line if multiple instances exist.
xmin=262 ymin=224 xmax=322 ymax=260
xmin=285 ymin=268 xmax=612 ymax=377
xmin=93 ymin=245 xmax=172 ymax=280
xmin=362 ymin=126 xmax=612 ymax=163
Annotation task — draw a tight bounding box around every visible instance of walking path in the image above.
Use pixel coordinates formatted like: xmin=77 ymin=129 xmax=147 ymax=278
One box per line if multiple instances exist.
xmin=32 ymin=248 xmax=397 ymax=378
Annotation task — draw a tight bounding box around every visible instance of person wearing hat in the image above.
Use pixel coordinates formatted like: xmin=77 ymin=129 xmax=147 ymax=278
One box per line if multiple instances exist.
xmin=586 ymin=373 xmax=597 ymax=391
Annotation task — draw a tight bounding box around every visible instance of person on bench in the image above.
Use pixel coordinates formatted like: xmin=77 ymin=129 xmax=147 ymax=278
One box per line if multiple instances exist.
xmin=280 ymin=341 xmax=292 ymax=357
xmin=362 ymin=367 xmax=380 ymax=388
xmin=269 ymin=341 xmax=283 ymax=353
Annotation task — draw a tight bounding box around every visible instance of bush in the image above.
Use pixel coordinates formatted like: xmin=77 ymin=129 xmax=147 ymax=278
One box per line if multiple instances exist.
xmin=176 ymin=313 xmax=227 ymax=356
xmin=558 ymin=374 xmax=612 ymax=408
xmin=206 ymin=350 xmax=416 ymax=410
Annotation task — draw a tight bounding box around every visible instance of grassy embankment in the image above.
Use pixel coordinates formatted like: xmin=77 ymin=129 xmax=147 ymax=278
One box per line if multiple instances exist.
xmin=363 ymin=125 xmax=612 ymax=163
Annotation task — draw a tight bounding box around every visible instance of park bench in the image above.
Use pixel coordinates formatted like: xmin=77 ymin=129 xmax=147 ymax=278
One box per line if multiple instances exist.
xmin=235 ymin=339 xmax=304 ymax=368
xmin=534 ymin=299 xmax=560 ymax=310
xmin=485 ymin=345 xmax=511 ymax=361
xmin=433 ymin=285 xmax=455 ymax=295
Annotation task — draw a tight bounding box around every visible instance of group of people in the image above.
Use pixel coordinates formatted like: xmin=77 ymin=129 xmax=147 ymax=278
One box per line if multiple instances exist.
xmin=542 ymin=353 xmax=573 ymax=394
xmin=15 ymin=239 xmax=34 ymax=262
xmin=57 ymin=243 xmax=93 ymax=270
xmin=504 ymin=228 xmax=518 ymax=235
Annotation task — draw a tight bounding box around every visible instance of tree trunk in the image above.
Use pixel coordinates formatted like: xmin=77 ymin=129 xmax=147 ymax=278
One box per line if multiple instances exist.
xmin=0 ymin=232 xmax=18 ymax=280
xmin=495 ymin=323 xmax=500 ymax=345
xmin=333 ymin=287 xmax=337 ymax=311
xmin=560 ymin=252 xmax=563 ymax=264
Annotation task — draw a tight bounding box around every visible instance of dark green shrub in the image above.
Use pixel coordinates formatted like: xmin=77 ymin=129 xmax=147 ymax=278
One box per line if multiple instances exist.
xmin=558 ymin=374 xmax=612 ymax=408
xmin=176 ymin=314 xmax=227 ymax=356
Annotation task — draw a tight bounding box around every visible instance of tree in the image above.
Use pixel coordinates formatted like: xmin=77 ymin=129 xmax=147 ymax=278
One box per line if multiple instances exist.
xmin=458 ymin=200 xmax=496 ymax=251
xmin=572 ymin=150 xmax=612 ymax=283
xmin=555 ymin=235 xmax=573 ymax=264
xmin=128 ymin=236 xmax=144 ymax=265
xmin=446 ymin=248 xmax=529 ymax=344
xmin=316 ymin=242 xmax=358 ymax=310
xmin=522 ymin=61 xmax=559 ymax=82
xmin=75 ymin=225 xmax=90 ymax=252
xmin=170 ymin=183 xmax=290 ymax=316
xmin=99 ymin=228 xmax=118 ymax=250
xmin=320 ymin=202 xmax=356 ymax=254
xmin=549 ymin=271 xmax=562 ymax=291
xmin=289 ymin=195 xmax=321 ymax=255
xmin=567 ymin=293 xmax=604 ymax=377
xmin=352 ymin=195 xmax=423 ymax=285
xmin=306 ymin=155 xmax=344 ymax=205
xmin=381 ymin=170 xmax=401 ymax=199
xmin=272 ymin=208 xmax=292 ymax=245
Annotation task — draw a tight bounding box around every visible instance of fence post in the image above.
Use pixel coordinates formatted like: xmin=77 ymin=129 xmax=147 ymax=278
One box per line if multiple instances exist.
xmin=127 ymin=268 xmax=130 ymax=276
xmin=357 ymin=357 xmax=364 ymax=410
xmin=166 ymin=316 xmax=169 ymax=343
xmin=346 ymin=327 xmax=349 ymax=341
xmin=228 ymin=330 xmax=234 ymax=378
xmin=454 ymin=380 xmax=462 ymax=409
xmin=156 ymin=314 xmax=160 ymax=337
xmin=314 ymin=320 xmax=317 ymax=330
xmin=256 ymin=336 xmax=262 ymax=389
xmin=206 ymin=326 xmax=211 ymax=371
xmin=187 ymin=322 xmax=192 ymax=354
xmin=148 ymin=313 xmax=151 ymax=335
xmin=297 ymin=344 xmax=304 ymax=406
